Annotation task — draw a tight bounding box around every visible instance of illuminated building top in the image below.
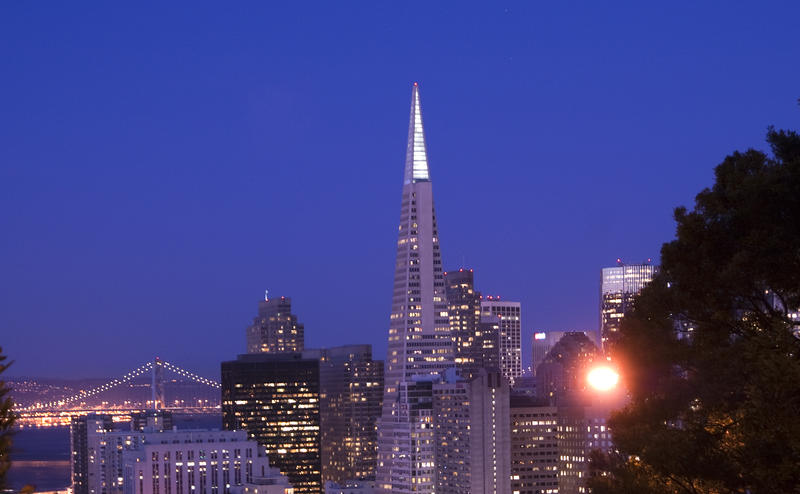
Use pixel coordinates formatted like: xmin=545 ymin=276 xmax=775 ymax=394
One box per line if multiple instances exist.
xmin=404 ymin=83 xmax=430 ymax=184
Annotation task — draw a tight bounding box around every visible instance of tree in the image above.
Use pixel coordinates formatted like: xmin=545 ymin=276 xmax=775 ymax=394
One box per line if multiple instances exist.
xmin=590 ymin=128 xmax=800 ymax=493
xmin=0 ymin=348 xmax=15 ymax=490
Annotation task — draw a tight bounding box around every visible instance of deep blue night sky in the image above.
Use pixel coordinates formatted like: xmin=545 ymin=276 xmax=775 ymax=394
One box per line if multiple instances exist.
xmin=2 ymin=2 xmax=799 ymax=379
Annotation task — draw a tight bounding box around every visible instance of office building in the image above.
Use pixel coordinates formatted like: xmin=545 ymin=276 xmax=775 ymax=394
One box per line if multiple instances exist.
xmin=376 ymin=83 xmax=452 ymax=493
xmin=246 ymin=296 xmax=304 ymax=354
xmin=531 ymin=331 xmax=564 ymax=377
xmin=433 ymin=369 xmax=511 ymax=494
xmin=71 ymin=414 xmax=114 ymax=494
xmin=70 ymin=415 xmax=288 ymax=494
xmin=600 ymin=261 xmax=658 ymax=349
xmin=305 ymin=345 xmax=383 ymax=484
xmin=481 ymin=298 xmax=522 ymax=385
xmin=323 ymin=481 xmax=374 ymax=494
xmin=536 ymin=332 xmax=600 ymax=405
xmin=131 ymin=410 xmax=173 ymax=432
xmin=120 ymin=429 xmax=290 ymax=494
xmin=222 ymin=354 xmax=321 ymax=493
xmin=444 ymin=269 xmax=498 ymax=375
xmin=556 ymin=389 xmax=626 ymax=494
xmin=509 ymin=395 xmax=559 ymax=494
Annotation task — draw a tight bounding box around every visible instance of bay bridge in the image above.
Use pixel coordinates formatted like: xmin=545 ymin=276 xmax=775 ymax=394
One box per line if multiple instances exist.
xmin=15 ymin=358 xmax=222 ymax=427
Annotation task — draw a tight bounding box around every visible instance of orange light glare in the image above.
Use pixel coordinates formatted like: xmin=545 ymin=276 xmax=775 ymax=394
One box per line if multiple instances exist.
xmin=587 ymin=367 xmax=619 ymax=391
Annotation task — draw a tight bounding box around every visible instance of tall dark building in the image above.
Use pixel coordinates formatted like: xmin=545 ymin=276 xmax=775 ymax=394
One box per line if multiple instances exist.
xmin=70 ymin=414 xmax=113 ymax=494
xmin=444 ymin=269 xmax=498 ymax=376
xmin=509 ymin=394 xmax=559 ymax=494
xmin=305 ymin=345 xmax=384 ymax=484
xmin=221 ymin=353 xmax=321 ymax=493
xmin=245 ymin=296 xmax=304 ymax=354
xmin=536 ymin=332 xmax=600 ymax=405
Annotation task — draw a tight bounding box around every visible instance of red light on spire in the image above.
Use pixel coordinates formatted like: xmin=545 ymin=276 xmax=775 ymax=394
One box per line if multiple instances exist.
xmin=413 ymin=81 xmax=418 ymax=86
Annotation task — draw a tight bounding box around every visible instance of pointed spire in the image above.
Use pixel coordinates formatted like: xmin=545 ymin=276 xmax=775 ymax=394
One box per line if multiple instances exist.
xmin=404 ymin=82 xmax=430 ymax=184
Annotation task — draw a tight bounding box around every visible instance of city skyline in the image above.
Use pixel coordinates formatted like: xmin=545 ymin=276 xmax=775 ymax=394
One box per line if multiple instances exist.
xmin=3 ymin=3 xmax=800 ymax=379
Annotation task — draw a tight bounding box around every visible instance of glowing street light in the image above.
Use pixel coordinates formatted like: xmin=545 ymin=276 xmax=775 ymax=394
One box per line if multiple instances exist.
xmin=587 ymin=366 xmax=620 ymax=392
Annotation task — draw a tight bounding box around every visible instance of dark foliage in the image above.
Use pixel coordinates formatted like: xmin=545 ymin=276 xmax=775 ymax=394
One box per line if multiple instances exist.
xmin=589 ymin=128 xmax=800 ymax=493
xmin=0 ymin=348 xmax=15 ymax=490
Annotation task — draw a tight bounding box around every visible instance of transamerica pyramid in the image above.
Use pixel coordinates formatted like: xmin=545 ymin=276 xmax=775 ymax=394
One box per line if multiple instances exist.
xmin=375 ymin=83 xmax=453 ymax=493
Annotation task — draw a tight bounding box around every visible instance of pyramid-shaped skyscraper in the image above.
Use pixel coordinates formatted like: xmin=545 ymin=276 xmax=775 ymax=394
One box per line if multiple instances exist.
xmin=375 ymin=83 xmax=453 ymax=493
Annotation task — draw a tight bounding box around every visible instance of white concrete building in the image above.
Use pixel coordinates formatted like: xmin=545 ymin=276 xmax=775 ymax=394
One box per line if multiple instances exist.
xmin=433 ymin=369 xmax=511 ymax=494
xmin=78 ymin=427 xmax=290 ymax=494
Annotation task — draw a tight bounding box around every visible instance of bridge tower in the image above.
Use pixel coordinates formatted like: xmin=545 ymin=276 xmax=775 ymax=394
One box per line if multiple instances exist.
xmin=152 ymin=357 xmax=166 ymax=409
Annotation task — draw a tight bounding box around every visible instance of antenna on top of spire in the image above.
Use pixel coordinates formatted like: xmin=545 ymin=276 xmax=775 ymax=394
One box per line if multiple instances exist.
xmin=404 ymin=82 xmax=430 ymax=184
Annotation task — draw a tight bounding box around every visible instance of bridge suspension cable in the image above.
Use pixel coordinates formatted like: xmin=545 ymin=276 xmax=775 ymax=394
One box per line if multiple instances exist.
xmin=18 ymin=358 xmax=221 ymax=412
xmin=160 ymin=360 xmax=221 ymax=389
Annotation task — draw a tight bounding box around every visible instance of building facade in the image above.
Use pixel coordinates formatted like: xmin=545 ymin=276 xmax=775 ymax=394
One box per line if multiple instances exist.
xmin=305 ymin=345 xmax=383 ymax=484
xmin=71 ymin=414 xmax=114 ymax=494
xmin=221 ymin=354 xmax=321 ymax=493
xmin=556 ymin=398 xmax=620 ymax=494
xmin=481 ymin=299 xmax=522 ymax=385
xmin=376 ymin=83 xmax=453 ymax=493
xmin=531 ymin=331 xmax=566 ymax=377
xmin=444 ymin=269 xmax=498 ymax=376
xmin=600 ymin=262 xmax=657 ymax=349
xmin=120 ymin=430 xmax=290 ymax=494
xmin=433 ymin=370 xmax=511 ymax=494
xmin=246 ymin=296 xmax=304 ymax=354
xmin=322 ymin=481 xmax=374 ymax=494
xmin=509 ymin=395 xmax=559 ymax=494
xmin=536 ymin=332 xmax=600 ymax=405
xmin=70 ymin=416 xmax=288 ymax=494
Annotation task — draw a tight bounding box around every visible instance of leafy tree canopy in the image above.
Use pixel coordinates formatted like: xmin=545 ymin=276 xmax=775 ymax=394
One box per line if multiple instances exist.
xmin=0 ymin=348 xmax=15 ymax=491
xmin=590 ymin=128 xmax=800 ymax=494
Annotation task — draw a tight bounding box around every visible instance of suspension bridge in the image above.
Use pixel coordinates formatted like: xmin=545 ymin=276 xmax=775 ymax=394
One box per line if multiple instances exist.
xmin=15 ymin=358 xmax=222 ymax=426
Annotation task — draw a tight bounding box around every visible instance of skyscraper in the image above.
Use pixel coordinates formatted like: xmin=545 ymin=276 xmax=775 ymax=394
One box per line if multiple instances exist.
xmin=444 ymin=269 xmax=498 ymax=376
xmin=70 ymin=414 xmax=114 ymax=494
xmin=600 ymin=261 xmax=658 ymax=349
xmin=536 ymin=332 xmax=600 ymax=405
xmin=304 ymin=345 xmax=384 ymax=485
xmin=376 ymin=83 xmax=452 ymax=493
xmin=433 ymin=369 xmax=511 ymax=494
xmin=221 ymin=354 xmax=321 ymax=493
xmin=509 ymin=395 xmax=559 ymax=494
xmin=481 ymin=298 xmax=522 ymax=385
xmin=531 ymin=331 xmax=566 ymax=377
xmin=246 ymin=296 xmax=304 ymax=354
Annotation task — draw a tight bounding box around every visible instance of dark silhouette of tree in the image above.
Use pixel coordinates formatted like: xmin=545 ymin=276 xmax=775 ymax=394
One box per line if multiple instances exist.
xmin=590 ymin=128 xmax=800 ymax=493
xmin=0 ymin=348 xmax=15 ymax=490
